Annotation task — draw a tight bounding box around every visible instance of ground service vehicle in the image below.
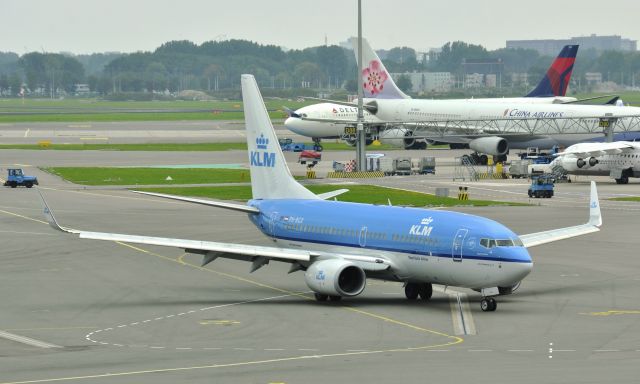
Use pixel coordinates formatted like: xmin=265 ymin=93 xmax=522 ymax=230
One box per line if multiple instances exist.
xmin=528 ymin=175 xmax=554 ymax=198
xmin=3 ymin=168 xmax=38 ymax=188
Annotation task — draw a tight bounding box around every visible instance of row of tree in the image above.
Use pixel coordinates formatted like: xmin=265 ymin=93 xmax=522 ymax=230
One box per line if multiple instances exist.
xmin=2 ymin=39 xmax=640 ymax=97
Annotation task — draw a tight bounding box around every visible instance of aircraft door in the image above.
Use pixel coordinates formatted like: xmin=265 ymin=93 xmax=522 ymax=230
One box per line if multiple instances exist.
xmin=359 ymin=226 xmax=368 ymax=247
xmin=452 ymin=228 xmax=468 ymax=262
xmin=268 ymin=212 xmax=278 ymax=238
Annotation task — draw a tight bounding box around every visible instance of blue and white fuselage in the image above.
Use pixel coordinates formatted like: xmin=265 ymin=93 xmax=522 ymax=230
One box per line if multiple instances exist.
xmin=250 ymin=199 xmax=532 ymax=289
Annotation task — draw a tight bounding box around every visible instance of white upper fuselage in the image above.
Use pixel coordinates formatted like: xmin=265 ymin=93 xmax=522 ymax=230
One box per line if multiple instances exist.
xmin=464 ymin=96 xmax=577 ymax=104
xmin=371 ymin=98 xmax=640 ymax=125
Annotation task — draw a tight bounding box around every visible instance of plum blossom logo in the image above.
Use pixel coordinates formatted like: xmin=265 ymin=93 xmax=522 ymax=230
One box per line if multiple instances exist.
xmin=362 ymin=60 xmax=388 ymax=96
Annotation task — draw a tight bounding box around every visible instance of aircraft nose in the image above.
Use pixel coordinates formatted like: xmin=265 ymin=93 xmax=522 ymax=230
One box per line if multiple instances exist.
xmin=284 ymin=117 xmax=303 ymax=135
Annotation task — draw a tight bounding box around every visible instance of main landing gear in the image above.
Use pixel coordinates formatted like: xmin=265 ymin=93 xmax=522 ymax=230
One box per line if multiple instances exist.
xmin=314 ymin=293 xmax=342 ymax=302
xmin=480 ymin=297 xmax=497 ymax=312
xmin=404 ymin=282 xmax=433 ymax=300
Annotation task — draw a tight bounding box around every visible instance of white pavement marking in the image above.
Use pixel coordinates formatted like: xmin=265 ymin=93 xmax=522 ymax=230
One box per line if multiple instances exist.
xmin=434 ymin=286 xmax=476 ymax=335
xmin=85 ymin=293 xmax=298 ymax=351
xmin=0 ymin=330 xmax=62 ymax=349
xmin=24 ymin=128 xmax=29 ymax=138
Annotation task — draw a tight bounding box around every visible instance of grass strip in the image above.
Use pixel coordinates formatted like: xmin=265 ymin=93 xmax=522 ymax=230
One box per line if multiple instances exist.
xmin=44 ymin=167 xmax=251 ymax=185
xmin=137 ymin=184 xmax=525 ymax=207
xmin=609 ymin=196 xmax=640 ymax=202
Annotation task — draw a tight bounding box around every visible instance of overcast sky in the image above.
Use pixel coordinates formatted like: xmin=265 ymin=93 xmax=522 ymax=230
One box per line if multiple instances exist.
xmin=4 ymin=0 xmax=640 ymax=54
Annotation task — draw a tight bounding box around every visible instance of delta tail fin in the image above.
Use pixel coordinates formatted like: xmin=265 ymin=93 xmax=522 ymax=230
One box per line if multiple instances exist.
xmin=526 ymin=45 xmax=578 ymax=97
xmin=350 ymin=37 xmax=411 ymax=100
xmin=241 ymin=75 xmax=318 ymax=200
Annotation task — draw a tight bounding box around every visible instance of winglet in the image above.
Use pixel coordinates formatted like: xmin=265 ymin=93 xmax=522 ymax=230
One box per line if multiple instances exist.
xmin=589 ymin=181 xmax=602 ymax=227
xmin=36 ymin=188 xmax=79 ymax=234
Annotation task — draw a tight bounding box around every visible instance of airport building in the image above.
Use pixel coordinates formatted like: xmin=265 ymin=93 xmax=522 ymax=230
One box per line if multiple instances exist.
xmin=506 ymin=34 xmax=637 ymax=56
xmin=389 ymin=71 xmax=452 ymax=93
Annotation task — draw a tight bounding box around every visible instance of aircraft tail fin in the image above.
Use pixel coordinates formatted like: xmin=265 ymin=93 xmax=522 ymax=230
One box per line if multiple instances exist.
xmin=526 ymin=45 xmax=578 ymax=97
xmin=350 ymin=37 xmax=411 ymax=99
xmin=241 ymin=75 xmax=318 ymax=200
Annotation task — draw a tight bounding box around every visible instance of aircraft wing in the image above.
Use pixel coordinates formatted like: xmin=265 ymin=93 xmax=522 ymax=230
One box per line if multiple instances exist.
xmin=131 ymin=191 xmax=260 ymax=213
xmin=37 ymin=190 xmax=391 ymax=272
xmin=519 ymin=181 xmax=602 ymax=248
xmin=557 ymin=141 xmax=636 ymax=158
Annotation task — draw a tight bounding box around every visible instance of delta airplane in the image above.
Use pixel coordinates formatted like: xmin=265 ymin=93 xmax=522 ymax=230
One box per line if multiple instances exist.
xmin=284 ymin=39 xmax=579 ymax=150
xmin=39 ymin=75 xmax=603 ymax=312
xmin=546 ymin=141 xmax=640 ymax=184
xmin=285 ymin=39 xmax=640 ymax=157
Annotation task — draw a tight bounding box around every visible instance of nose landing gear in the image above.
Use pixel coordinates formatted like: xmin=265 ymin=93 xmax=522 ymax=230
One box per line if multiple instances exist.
xmin=480 ymin=297 xmax=497 ymax=312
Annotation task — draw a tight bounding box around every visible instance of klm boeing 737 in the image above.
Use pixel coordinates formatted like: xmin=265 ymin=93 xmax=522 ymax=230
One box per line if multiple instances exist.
xmin=38 ymin=75 xmax=603 ymax=312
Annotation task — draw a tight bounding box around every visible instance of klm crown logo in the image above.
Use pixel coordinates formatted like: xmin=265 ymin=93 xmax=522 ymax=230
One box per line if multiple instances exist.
xmin=250 ymin=133 xmax=276 ymax=168
xmin=256 ymin=134 xmax=269 ymax=149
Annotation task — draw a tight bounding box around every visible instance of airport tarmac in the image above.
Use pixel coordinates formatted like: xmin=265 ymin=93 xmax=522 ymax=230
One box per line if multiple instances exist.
xmin=1 ymin=155 xmax=639 ymax=382
xmin=0 ymin=120 xmax=306 ymax=144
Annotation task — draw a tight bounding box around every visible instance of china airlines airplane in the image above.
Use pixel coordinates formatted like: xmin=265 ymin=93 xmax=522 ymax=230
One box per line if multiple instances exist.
xmin=38 ymin=74 xmax=603 ymax=312
xmin=285 ymin=39 xmax=639 ymax=158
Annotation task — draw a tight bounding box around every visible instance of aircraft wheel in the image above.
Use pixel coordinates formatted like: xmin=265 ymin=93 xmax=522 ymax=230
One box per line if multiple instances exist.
xmin=479 ymin=154 xmax=488 ymax=165
xmin=329 ymin=295 xmax=342 ymax=302
xmin=418 ymin=283 xmax=433 ymax=300
xmin=404 ymin=283 xmax=419 ymax=300
xmin=314 ymin=293 xmax=328 ymax=302
xmin=481 ymin=298 xmax=497 ymax=312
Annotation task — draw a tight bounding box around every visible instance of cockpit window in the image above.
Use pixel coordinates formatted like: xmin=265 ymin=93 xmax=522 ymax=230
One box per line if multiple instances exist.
xmin=481 ymin=238 xmax=522 ymax=248
xmin=480 ymin=238 xmax=496 ymax=248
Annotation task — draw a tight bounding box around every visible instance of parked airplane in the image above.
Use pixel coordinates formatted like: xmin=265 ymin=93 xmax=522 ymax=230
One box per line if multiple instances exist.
xmin=547 ymin=141 xmax=640 ymax=184
xmin=39 ymin=74 xmax=603 ymax=312
xmin=284 ymin=40 xmax=579 ymax=149
xmin=285 ymin=39 xmax=639 ymax=158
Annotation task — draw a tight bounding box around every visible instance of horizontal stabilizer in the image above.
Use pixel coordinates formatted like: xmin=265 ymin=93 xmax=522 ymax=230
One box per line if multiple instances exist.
xmin=317 ymin=189 xmax=349 ymax=200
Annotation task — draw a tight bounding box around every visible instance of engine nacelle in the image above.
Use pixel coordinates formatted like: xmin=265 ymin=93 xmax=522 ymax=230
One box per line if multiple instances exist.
xmin=468 ymin=136 xmax=508 ymax=156
xmin=498 ymin=281 xmax=522 ymax=296
xmin=576 ymin=156 xmax=598 ymax=169
xmin=304 ymin=259 xmax=366 ymax=297
xmin=379 ymin=128 xmax=415 ymax=149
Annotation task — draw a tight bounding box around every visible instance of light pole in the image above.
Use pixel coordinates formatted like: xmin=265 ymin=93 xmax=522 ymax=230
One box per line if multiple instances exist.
xmin=355 ymin=0 xmax=367 ymax=171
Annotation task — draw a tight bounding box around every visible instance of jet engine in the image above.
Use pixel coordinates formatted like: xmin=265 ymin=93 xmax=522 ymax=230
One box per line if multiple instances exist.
xmin=576 ymin=157 xmax=599 ymax=169
xmin=379 ymin=128 xmax=418 ymax=149
xmin=468 ymin=136 xmax=508 ymax=156
xmin=304 ymin=259 xmax=366 ymax=297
